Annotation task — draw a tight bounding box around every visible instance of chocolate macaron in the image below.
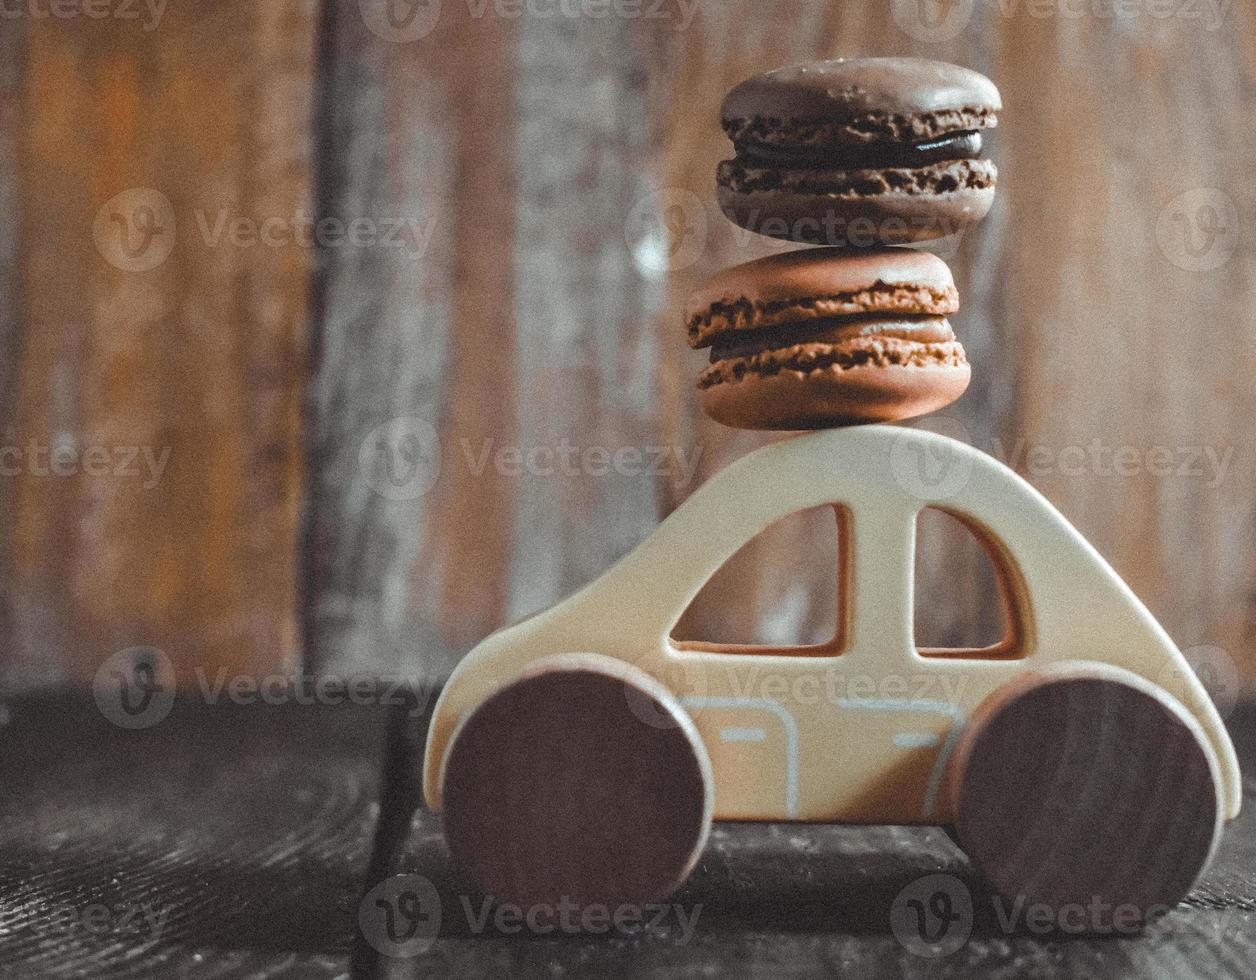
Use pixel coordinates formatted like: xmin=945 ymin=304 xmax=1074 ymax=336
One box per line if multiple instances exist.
xmin=718 ymin=57 xmax=1000 ymax=247
xmin=688 ymin=247 xmax=970 ymax=429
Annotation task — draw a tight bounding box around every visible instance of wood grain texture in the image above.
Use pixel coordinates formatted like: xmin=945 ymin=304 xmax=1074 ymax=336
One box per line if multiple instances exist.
xmin=0 ymin=695 xmax=380 ymax=979
xmin=505 ymin=13 xmax=666 ymax=624
xmin=0 ymin=4 xmax=317 ymax=689
xmin=440 ymin=656 xmax=711 ymax=910
xmin=1 ymin=694 xmax=1254 ymax=978
xmin=991 ymin=4 xmax=1256 ymax=673
xmin=4 ymin=1 xmax=1254 ymax=690
xmin=303 ymin=1 xmax=517 ymax=681
xmin=305 ymin=9 xmax=672 ymax=679
xmin=0 ymin=20 xmax=25 ymax=686
xmin=950 ymin=673 xmax=1221 ymax=919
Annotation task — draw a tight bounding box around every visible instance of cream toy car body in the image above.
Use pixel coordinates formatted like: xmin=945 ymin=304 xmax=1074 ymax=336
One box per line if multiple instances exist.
xmin=424 ymin=427 xmax=1239 ymax=921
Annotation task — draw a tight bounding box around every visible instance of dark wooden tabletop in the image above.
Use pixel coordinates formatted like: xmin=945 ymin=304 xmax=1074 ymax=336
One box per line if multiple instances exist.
xmin=0 ymin=691 xmax=1253 ymax=979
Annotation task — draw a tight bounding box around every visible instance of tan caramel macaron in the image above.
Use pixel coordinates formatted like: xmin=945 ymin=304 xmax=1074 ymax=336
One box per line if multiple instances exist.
xmin=687 ymin=247 xmax=970 ymax=430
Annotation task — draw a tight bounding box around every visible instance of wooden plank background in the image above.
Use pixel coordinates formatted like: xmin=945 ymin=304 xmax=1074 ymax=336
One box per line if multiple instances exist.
xmin=0 ymin=0 xmax=1252 ymax=694
xmin=0 ymin=1 xmax=317 ymax=689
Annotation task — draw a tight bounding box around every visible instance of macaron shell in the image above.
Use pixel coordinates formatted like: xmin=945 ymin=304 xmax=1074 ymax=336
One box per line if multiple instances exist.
xmin=717 ymin=157 xmax=996 ymax=201
xmin=717 ymin=179 xmax=996 ymax=248
xmin=686 ymin=246 xmax=958 ymax=348
xmin=722 ymin=57 xmax=1002 ymax=146
xmin=699 ymin=360 xmax=972 ymax=430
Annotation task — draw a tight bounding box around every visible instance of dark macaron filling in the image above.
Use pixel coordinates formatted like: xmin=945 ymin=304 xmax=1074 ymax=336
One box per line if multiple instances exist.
xmin=709 ymin=315 xmax=954 ymax=362
xmin=734 ymin=130 xmax=984 ymax=171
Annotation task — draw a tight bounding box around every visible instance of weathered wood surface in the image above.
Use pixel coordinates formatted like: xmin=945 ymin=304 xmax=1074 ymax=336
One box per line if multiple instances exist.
xmin=304 ymin=0 xmax=526 ymax=681
xmin=0 ymin=3 xmax=317 ymax=689
xmin=0 ymin=1 xmax=1251 ymax=689
xmin=993 ymin=4 xmax=1256 ymax=671
xmin=306 ymin=1 xmax=1256 ymax=687
xmin=0 ymin=21 xmax=25 ymax=686
xmin=304 ymin=5 xmax=670 ymax=679
xmin=0 ymin=694 xmax=1253 ymax=979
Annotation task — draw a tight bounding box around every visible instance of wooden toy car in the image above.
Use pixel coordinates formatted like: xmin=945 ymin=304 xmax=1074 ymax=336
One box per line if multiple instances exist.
xmin=424 ymin=426 xmax=1239 ymax=922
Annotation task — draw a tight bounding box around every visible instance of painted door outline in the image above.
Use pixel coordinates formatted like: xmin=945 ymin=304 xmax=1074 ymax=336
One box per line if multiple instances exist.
xmin=681 ymin=695 xmax=800 ymax=818
xmin=833 ymin=696 xmax=964 ymax=818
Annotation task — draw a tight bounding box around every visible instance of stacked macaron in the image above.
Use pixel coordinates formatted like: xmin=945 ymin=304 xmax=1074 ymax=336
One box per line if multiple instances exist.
xmin=688 ymin=57 xmax=1001 ymax=430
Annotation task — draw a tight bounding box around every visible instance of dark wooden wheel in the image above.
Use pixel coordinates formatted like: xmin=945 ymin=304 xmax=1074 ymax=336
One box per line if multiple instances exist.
xmin=440 ymin=654 xmax=713 ymax=911
xmin=950 ymin=671 xmax=1222 ymax=927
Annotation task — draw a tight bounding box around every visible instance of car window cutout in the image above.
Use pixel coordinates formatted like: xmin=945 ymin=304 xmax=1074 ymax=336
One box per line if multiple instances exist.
xmin=914 ymin=506 xmax=1025 ymax=659
xmin=671 ymin=505 xmax=850 ymax=656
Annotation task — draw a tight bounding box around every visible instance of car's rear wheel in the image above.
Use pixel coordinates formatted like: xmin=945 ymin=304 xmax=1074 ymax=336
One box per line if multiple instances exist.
xmin=440 ymin=653 xmax=713 ymax=911
xmin=948 ymin=669 xmax=1222 ymax=927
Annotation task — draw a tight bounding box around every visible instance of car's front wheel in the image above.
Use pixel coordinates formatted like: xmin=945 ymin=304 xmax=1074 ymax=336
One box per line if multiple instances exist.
xmin=947 ymin=668 xmax=1222 ymax=928
xmin=440 ymin=653 xmax=713 ymax=912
